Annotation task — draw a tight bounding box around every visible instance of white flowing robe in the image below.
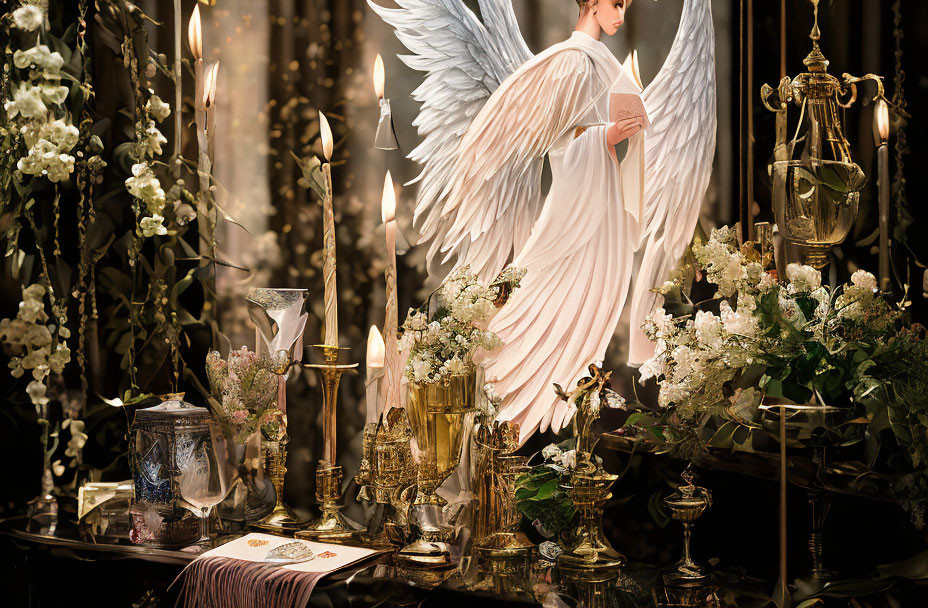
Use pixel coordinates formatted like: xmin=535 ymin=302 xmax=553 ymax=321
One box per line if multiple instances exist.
xmin=448 ymin=32 xmax=645 ymax=445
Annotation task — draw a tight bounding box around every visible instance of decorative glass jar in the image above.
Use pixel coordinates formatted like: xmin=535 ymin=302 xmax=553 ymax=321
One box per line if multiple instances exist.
xmin=128 ymin=393 xmax=211 ymax=547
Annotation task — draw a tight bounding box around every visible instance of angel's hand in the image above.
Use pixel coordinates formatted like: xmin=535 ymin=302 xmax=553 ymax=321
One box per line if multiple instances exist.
xmin=607 ymin=117 xmax=643 ymax=147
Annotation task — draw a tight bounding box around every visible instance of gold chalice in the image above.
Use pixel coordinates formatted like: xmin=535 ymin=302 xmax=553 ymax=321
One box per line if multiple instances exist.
xmin=396 ymin=371 xmax=476 ymax=583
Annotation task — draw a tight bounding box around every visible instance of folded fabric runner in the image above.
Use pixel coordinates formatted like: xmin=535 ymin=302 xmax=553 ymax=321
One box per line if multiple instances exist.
xmin=175 ymin=533 xmax=387 ymax=608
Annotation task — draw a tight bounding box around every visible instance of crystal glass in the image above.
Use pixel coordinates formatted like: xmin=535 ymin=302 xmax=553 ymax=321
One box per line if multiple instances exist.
xmin=178 ymin=421 xmax=236 ymax=547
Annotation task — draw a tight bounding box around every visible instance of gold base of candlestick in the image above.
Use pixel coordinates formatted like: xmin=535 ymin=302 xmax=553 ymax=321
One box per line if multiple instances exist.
xmin=297 ymin=345 xmax=358 ymax=543
xmin=295 ymin=463 xmax=359 ymax=543
xmin=251 ymin=440 xmax=307 ymax=534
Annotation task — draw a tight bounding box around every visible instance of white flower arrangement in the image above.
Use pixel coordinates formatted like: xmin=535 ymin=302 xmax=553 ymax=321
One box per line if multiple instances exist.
xmin=639 ymin=225 xmax=900 ymax=422
xmin=400 ymin=265 xmax=525 ymax=384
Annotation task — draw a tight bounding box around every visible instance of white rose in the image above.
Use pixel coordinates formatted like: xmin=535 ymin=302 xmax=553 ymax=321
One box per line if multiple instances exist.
xmin=541 ymin=444 xmax=561 ymax=460
xmin=12 ymin=5 xmax=44 ymax=31
xmin=786 ymin=263 xmax=822 ymax=293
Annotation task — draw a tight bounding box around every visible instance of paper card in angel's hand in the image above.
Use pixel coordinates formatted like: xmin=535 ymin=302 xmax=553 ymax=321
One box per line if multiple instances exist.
xmin=609 ymin=50 xmax=651 ymax=132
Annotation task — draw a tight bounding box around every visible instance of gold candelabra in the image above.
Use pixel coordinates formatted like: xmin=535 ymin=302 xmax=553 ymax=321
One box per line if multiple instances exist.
xmin=295 ymin=344 xmax=359 ymax=542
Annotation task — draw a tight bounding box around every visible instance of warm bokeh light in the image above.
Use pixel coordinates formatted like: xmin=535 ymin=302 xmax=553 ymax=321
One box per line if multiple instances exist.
xmin=381 ymin=171 xmax=395 ymax=223
xmin=366 ymin=325 xmax=385 ymax=368
xmin=319 ymin=111 xmax=333 ymax=161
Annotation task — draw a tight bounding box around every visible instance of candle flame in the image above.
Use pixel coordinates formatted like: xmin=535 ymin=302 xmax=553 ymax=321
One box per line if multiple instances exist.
xmin=319 ymin=111 xmax=333 ymax=162
xmin=203 ymin=61 xmax=219 ymax=108
xmin=373 ymin=54 xmax=385 ymax=99
xmin=367 ymin=325 xmax=385 ymax=368
xmin=874 ymin=98 xmax=890 ymax=145
xmin=188 ymin=4 xmax=202 ymax=62
xmin=381 ymin=171 xmax=396 ymax=223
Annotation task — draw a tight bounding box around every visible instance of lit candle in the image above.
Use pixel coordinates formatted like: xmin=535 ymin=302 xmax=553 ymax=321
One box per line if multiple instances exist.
xmin=873 ymin=98 xmax=890 ymax=293
xmin=366 ymin=326 xmax=386 ymax=424
xmin=373 ymin=54 xmax=399 ymax=150
xmin=381 ymin=172 xmax=401 ymax=409
xmin=319 ymin=111 xmax=339 ymax=347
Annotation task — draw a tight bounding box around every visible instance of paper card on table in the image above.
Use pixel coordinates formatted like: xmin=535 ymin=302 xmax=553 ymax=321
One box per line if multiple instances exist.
xmin=198 ymin=533 xmax=386 ymax=573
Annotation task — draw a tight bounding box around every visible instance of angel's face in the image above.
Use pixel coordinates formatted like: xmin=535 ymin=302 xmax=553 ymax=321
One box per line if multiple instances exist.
xmin=594 ymin=0 xmax=631 ymax=36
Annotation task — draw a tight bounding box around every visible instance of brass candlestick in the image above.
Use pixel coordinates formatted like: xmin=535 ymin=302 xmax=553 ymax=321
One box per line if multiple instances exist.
xmin=295 ymin=344 xmax=359 ymax=542
xmin=247 ymin=287 xmax=309 ymax=534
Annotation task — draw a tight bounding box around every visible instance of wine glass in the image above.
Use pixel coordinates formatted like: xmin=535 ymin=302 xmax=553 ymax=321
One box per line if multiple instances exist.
xmin=179 ymin=421 xmax=237 ymax=548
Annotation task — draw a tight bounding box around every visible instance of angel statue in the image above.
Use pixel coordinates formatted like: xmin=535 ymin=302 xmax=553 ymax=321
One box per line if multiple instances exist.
xmin=371 ymin=0 xmax=716 ymax=445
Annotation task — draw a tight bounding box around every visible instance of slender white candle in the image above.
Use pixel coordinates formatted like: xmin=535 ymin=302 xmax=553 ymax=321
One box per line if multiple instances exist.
xmin=381 ymin=172 xmax=401 ymax=410
xmin=873 ymin=99 xmax=891 ymax=293
xmin=366 ymin=325 xmax=386 ymax=424
xmin=319 ymin=112 xmax=339 ymax=347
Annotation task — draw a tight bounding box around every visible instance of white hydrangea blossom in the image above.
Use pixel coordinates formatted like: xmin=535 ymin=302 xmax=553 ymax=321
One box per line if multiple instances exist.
xmin=786 ymin=263 xmax=822 ymax=294
xmin=639 ymin=225 xmax=892 ymax=425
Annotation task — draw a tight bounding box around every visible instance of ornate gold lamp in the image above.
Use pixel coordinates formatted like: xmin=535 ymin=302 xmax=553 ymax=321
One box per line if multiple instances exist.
xmin=359 ymin=407 xmax=417 ymax=547
xmin=762 ymin=0 xmax=882 ymax=269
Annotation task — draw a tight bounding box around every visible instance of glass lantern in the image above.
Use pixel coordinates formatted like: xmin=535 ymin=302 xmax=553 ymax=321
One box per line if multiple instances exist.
xmin=763 ymin=0 xmax=880 ymax=269
xmin=128 ymin=393 xmax=211 ymax=547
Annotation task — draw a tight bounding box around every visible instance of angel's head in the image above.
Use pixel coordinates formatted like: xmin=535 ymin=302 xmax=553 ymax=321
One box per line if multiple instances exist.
xmin=575 ymin=0 xmax=632 ymax=37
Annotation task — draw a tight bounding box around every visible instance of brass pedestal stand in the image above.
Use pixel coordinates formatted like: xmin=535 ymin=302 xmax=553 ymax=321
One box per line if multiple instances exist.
xmin=662 ymin=467 xmax=713 ymax=587
xmin=296 ymin=345 xmax=359 ymax=542
xmin=557 ymin=465 xmax=625 ymax=608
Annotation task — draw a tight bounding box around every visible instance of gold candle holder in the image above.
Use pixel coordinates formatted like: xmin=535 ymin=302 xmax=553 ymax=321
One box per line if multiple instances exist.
xmin=359 ymin=407 xmax=416 ymax=548
xmin=251 ymin=438 xmax=306 ymax=533
xmin=473 ymin=420 xmax=535 ymax=597
xmin=662 ymin=467 xmax=712 ymax=587
xmin=295 ymin=344 xmax=359 ymax=542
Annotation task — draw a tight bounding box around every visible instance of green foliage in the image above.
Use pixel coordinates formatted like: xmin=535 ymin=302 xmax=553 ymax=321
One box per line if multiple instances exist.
xmin=514 ymin=439 xmax=577 ymax=539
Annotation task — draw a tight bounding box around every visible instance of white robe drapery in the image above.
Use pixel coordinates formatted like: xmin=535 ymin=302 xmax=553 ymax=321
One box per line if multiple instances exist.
xmin=445 ymin=32 xmax=645 ymax=445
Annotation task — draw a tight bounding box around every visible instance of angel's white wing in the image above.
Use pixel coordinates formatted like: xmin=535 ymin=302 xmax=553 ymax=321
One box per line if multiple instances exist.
xmin=628 ymin=0 xmax=717 ymax=364
xmin=368 ymin=0 xmax=534 ymax=281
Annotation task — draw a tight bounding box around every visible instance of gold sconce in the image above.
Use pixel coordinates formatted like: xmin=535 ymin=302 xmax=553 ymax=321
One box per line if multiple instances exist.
xmin=762 ymin=0 xmax=883 ymax=269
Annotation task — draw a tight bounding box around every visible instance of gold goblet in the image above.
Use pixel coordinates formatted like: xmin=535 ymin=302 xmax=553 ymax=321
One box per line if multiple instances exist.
xmin=396 ymin=371 xmax=476 ymax=583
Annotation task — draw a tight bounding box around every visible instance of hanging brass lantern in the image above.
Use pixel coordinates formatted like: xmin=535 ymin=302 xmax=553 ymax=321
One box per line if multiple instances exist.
xmin=762 ymin=0 xmax=883 ymax=269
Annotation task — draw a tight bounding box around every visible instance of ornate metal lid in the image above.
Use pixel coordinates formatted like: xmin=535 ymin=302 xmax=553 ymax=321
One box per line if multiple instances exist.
xmin=132 ymin=393 xmax=210 ymax=424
